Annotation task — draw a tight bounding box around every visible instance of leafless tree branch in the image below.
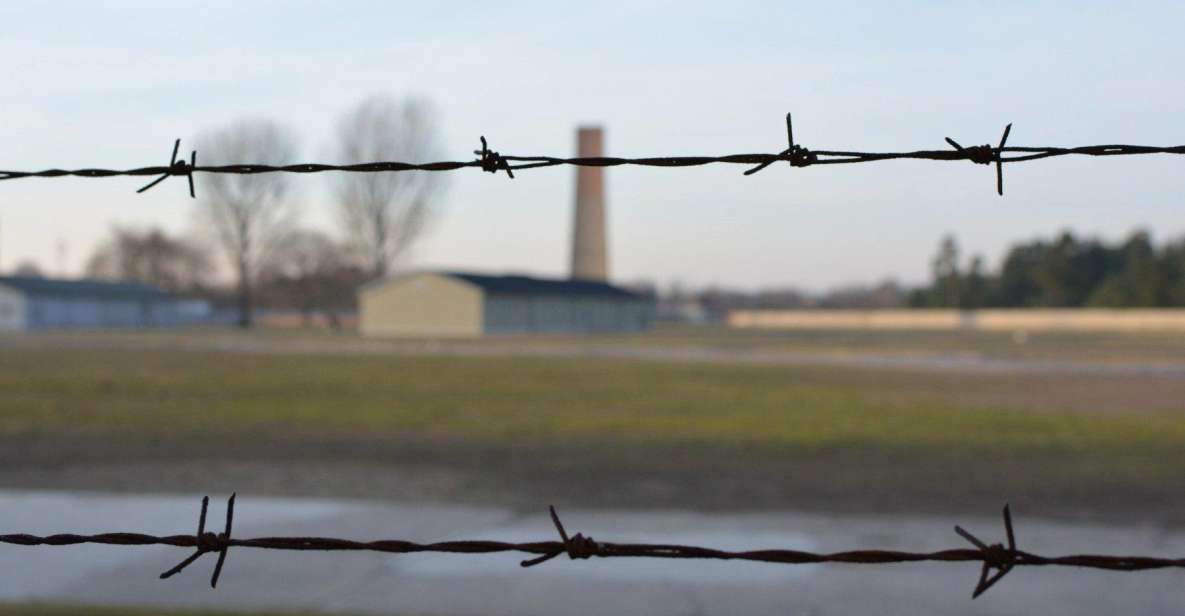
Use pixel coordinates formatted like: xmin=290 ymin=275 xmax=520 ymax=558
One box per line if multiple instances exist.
xmin=194 ymin=119 xmax=300 ymax=327
xmin=331 ymin=95 xmax=445 ymax=278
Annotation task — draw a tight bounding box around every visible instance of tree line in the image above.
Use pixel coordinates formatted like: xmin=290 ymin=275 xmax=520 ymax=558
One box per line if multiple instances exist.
xmin=198 ymin=95 xmax=444 ymax=327
xmin=10 ymin=94 xmax=447 ymax=328
xmin=908 ymin=230 xmax=1185 ymax=309
xmin=81 ymin=225 xmax=368 ymax=327
xmin=654 ymin=230 xmax=1185 ymax=322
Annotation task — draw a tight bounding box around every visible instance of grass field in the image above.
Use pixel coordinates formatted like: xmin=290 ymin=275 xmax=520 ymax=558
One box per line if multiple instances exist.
xmin=1 ymin=346 xmax=1182 ymax=452
xmin=1 ymin=330 xmax=1183 ymax=519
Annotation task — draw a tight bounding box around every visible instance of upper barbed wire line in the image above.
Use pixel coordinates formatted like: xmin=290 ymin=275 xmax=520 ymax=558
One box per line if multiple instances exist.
xmin=5 ymin=144 xmax=1183 ymax=177
xmin=1 ymin=114 xmax=1183 ymax=198
xmin=9 ymin=142 xmax=1175 ymax=177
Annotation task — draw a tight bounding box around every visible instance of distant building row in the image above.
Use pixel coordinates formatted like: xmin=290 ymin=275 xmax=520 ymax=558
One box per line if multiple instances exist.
xmin=0 ymin=276 xmax=209 ymax=331
xmin=0 ymin=271 xmax=656 ymax=336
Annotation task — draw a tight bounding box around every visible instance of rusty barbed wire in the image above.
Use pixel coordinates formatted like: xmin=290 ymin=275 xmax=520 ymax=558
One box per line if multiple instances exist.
xmin=3 ymin=496 xmax=1184 ymax=599
xmin=1 ymin=114 xmax=1182 ymax=198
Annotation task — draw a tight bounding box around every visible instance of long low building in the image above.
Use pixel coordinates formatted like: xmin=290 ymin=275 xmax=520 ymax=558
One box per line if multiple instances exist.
xmin=0 ymin=276 xmax=185 ymax=330
xmin=359 ymin=271 xmax=655 ymax=337
xmin=728 ymin=308 xmax=1185 ymax=333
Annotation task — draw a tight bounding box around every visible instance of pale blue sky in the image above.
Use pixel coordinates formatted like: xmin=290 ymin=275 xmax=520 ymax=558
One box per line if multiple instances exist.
xmin=1 ymin=1 xmax=1183 ymax=290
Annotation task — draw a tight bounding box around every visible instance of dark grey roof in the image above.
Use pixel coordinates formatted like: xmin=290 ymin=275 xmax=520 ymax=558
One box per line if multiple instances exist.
xmin=445 ymin=272 xmax=642 ymax=299
xmin=0 ymin=276 xmax=173 ymax=301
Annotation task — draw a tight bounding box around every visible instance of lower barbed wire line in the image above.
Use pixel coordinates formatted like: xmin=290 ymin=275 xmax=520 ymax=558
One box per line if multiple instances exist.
xmin=8 ymin=499 xmax=1185 ymax=602
xmin=5 ymin=532 xmax=1184 ymax=569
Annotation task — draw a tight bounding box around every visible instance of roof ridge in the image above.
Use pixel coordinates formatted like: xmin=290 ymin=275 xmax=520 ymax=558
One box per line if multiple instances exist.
xmin=437 ymin=271 xmax=640 ymax=299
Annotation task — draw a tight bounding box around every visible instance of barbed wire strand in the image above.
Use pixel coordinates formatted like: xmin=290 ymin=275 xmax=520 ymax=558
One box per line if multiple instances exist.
xmin=1 ymin=114 xmax=1182 ymax=198
xmin=4 ymin=497 xmax=1184 ymax=599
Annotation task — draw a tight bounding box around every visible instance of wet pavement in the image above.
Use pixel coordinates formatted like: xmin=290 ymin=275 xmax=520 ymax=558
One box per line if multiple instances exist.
xmin=2 ymin=490 xmax=1184 ymax=615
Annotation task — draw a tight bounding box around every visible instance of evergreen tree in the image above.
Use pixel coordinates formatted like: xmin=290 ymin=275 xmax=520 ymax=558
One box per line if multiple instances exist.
xmin=929 ymin=234 xmax=961 ymax=307
xmin=912 ymin=229 xmax=1184 ymax=309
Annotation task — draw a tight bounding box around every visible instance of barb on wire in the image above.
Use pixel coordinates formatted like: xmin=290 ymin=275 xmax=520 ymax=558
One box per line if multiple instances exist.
xmin=946 ymin=124 xmax=1011 ymax=196
xmin=955 ymin=504 xmax=1018 ymax=598
xmin=743 ymin=113 xmax=817 ymax=176
xmin=5 ymin=497 xmax=1185 ymax=599
xmin=1 ymin=115 xmax=1184 ymax=197
xmin=136 ymin=139 xmax=197 ymax=198
xmin=520 ymin=506 xmax=602 ymax=567
xmin=159 ymin=494 xmax=235 ymax=588
xmin=474 ymin=136 xmax=514 ymax=179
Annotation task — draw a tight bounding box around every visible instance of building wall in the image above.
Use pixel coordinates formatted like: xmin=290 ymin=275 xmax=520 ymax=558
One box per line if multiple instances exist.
xmin=358 ymin=273 xmax=483 ymax=338
xmin=0 ymin=285 xmax=26 ymax=331
xmin=485 ymin=295 xmax=653 ymax=334
xmin=729 ymin=309 xmax=966 ymax=331
xmin=23 ymin=297 xmax=182 ymax=329
xmin=728 ymin=308 xmax=1185 ymax=333
xmin=974 ymin=309 xmax=1185 ymax=332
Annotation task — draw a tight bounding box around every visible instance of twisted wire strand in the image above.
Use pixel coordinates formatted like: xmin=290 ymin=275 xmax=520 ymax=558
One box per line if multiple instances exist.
xmin=6 ymin=532 xmax=1182 ymax=569
xmin=2 ymin=114 xmax=1182 ymax=198
xmin=3 ymin=500 xmax=1184 ymax=599
xmin=3 ymin=145 xmax=1182 ymax=178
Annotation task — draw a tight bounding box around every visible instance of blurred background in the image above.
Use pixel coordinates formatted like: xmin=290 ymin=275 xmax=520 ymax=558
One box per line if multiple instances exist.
xmin=2 ymin=2 xmax=1184 ymax=615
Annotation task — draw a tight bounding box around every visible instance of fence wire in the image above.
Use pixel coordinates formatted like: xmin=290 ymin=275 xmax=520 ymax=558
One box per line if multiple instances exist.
xmin=3 ymin=115 xmax=1185 ymax=602
xmin=3 ymin=496 xmax=1184 ymax=599
xmin=1 ymin=115 xmax=1183 ymax=197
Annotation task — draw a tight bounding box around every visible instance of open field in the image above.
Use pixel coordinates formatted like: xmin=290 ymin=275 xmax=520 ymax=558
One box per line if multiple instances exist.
xmin=2 ymin=329 xmax=1183 ymax=523
xmin=2 ymin=346 xmax=1183 ymax=448
xmin=9 ymin=324 xmax=1185 ymax=365
xmin=639 ymin=324 xmax=1185 ymax=364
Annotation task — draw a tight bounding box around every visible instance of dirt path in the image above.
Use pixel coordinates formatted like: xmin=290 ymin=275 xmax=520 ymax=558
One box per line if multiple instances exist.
xmin=7 ymin=329 xmax=1185 ymax=378
xmin=3 ymin=434 xmax=1183 ymax=528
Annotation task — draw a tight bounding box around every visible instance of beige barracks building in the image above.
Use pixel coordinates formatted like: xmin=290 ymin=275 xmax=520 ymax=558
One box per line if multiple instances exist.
xmin=358 ymin=271 xmax=654 ymax=338
xmin=358 ymin=127 xmax=656 ymax=337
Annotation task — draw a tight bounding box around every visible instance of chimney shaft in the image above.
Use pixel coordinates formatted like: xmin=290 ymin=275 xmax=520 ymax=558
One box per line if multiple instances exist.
xmin=570 ymin=126 xmax=608 ymax=281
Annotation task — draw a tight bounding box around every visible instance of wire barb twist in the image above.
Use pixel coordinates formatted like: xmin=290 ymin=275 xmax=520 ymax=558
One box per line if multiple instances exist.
xmin=744 ymin=113 xmax=817 ymax=176
xmin=474 ymin=136 xmax=514 ymax=179
xmin=136 ymin=139 xmax=197 ymax=198
xmin=520 ymin=506 xmax=602 ymax=567
xmin=158 ymin=494 xmax=234 ymax=588
xmin=954 ymin=504 xmax=1018 ymax=598
xmin=945 ymin=124 xmax=1012 ymax=196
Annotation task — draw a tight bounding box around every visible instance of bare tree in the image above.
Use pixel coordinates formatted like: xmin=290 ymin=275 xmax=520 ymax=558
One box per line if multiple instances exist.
xmin=85 ymin=226 xmax=211 ymax=292
xmin=195 ymin=119 xmax=300 ymax=328
xmin=331 ymin=95 xmax=445 ymax=278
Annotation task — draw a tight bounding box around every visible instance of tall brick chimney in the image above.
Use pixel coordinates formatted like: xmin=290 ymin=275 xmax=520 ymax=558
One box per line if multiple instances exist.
xmin=570 ymin=126 xmax=608 ymax=281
